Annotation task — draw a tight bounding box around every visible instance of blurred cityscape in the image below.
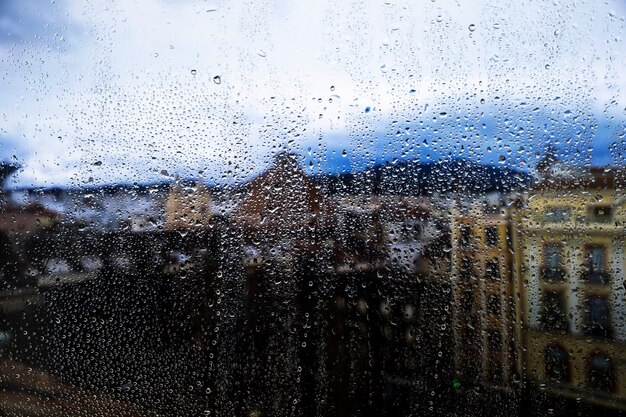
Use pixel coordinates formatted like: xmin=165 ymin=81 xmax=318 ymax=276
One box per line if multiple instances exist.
xmin=0 ymin=151 xmax=624 ymax=416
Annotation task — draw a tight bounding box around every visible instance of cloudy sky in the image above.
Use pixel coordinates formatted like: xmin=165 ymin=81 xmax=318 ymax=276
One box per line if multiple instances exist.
xmin=1 ymin=0 xmax=625 ymax=188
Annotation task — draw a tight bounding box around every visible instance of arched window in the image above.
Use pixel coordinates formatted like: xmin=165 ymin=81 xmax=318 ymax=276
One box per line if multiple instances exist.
xmin=589 ymin=352 xmax=616 ymax=393
xmin=545 ymin=345 xmax=569 ymax=384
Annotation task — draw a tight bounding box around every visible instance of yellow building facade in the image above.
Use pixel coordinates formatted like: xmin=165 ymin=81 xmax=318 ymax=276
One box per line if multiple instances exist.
xmin=512 ymin=169 xmax=626 ymax=409
xmin=165 ymin=181 xmax=213 ymax=230
xmin=450 ymin=197 xmax=516 ymax=390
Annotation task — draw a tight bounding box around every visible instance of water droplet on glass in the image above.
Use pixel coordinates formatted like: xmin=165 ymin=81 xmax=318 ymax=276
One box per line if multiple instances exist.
xmin=213 ymin=76 xmax=221 ymax=84
xmin=468 ymin=24 xmax=476 ymax=32
xmin=191 ymin=69 xmax=197 ymax=75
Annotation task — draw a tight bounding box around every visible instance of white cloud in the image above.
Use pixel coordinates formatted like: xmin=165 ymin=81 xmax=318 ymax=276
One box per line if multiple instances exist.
xmin=1 ymin=0 xmax=625 ymax=186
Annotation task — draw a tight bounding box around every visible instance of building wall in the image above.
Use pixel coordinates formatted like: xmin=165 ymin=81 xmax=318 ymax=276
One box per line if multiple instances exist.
xmin=450 ymin=198 xmax=515 ymax=390
xmin=165 ymin=183 xmax=212 ymax=230
xmin=514 ymin=184 xmax=626 ymax=410
xmin=525 ymin=330 xmax=626 ymax=409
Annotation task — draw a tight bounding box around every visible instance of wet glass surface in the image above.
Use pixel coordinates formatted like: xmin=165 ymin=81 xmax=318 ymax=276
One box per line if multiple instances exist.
xmin=1 ymin=1 xmax=626 ymax=416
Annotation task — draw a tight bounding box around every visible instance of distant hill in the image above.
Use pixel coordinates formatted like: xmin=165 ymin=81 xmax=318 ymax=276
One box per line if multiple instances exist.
xmin=314 ymin=158 xmax=533 ymax=196
xmin=5 ymin=158 xmax=533 ymax=199
xmin=0 ymin=162 xmax=19 ymax=189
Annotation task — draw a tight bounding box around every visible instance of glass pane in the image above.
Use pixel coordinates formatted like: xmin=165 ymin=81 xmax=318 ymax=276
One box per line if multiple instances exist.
xmin=587 ymin=246 xmax=606 ymax=272
xmin=544 ymin=206 xmax=571 ymax=223
xmin=545 ymin=345 xmax=569 ymax=384
xmin=544 ymin=245 xmax=561 ymax=269
xmin=1 ymin=0 xmax=625 ymax=416
xmin=585 ymin=296 xmax=613 ymax=338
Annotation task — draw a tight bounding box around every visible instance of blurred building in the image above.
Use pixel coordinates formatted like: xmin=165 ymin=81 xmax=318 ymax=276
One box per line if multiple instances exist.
xmin=8 ymin=183 xmax=168 ymax=232
xmin=512 ymin=167 xmax=626 ymax=410
xmin=324 ymin=189 xmax=454 ymax=415
xmin=381 ymin=196 xmax=442 ymax=274
xmin=0 ymin=202 xmax=59 ymax=237
xmin=233 ymin=152 xmax=335 ymax=260
xmin=332 ymin=194 xmax=388 ymax=273
xmin=165 ymin=180 xmax=213 ymax=230
xmin=449 ymin=194 xmax=517 ymax=391
xmin=0 ymin=163 xmax=59 ymax=237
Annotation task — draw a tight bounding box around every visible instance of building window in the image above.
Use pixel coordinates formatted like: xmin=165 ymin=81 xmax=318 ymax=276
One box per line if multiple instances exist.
xmin=583 ymin=245 xmax=609 ymax=284
xmin=540 ymin=291 xmax=568 ymax=332
xmin=541 ymin=243 xmax=565 ymax=281
xmin=485 ymin=226 xmax=498 ymax=246
xmin=544 ymin=206 xmax=571 ymax=223
xmin=545 ymin=345 xmax=570 ymax=384
xmin=588 ymin=353 xmax=616 ymax=393
xmin=588 ymin=205 xmax=613 ymax=224
xmin=460 ymin=258 xmax=475 ymax=282
xmin=485 ymin=259 xmax=500 ymax=281
xmin=459 ymin=225 xmax=472 ymax=248
xmin=585 ymin=296 xmax=613 ymax=339
xmin=487 ymin=294 xmax=501 ymax=316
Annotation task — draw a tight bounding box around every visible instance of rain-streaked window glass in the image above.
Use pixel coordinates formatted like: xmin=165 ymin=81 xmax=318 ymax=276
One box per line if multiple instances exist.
xmin=541 ymin=243 xmax=565 ymax=281
xmin=485 ymin=226 xmax=498 ymax=246
xmin=1 ymin=0 xmax=626 ymax=416
xmin=584 ymin=245 xmax=609 ymax=284
xmin=484 ymin=258 xmax=500 ymax=281
xmin=545 ymin=345 xmax=570 ymax=385
xmin=543 ymin=206 xmax=571 ymax=223
xmin=588 ymin=205 xmax=613 ymax=224
xmin=585 ymin=296 xmax=613 ymax=339
xmin=589 ymin=353 xmax=616 ymax=393
xmin=459 ymin=225 xmax=472 ymax=248
xmin=540 ymin=291 xmax=568 ymax=333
